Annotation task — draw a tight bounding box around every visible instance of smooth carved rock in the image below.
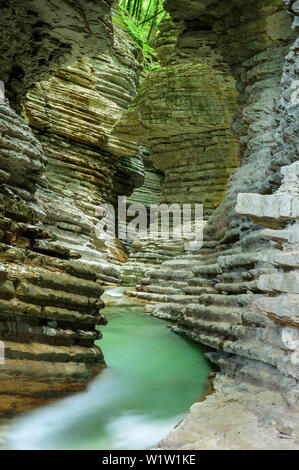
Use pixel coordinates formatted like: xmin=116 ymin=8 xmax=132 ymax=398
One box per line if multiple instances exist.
xmin=155 ymin=375 xmax=299 ymax=450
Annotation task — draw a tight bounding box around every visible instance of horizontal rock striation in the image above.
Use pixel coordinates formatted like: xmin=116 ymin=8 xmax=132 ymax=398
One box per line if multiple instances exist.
xmin=0 ymin=0 xmax=297 ymax=448
xmin=238 ymin=162 xmax=298 ymax=365
xmin=143 ymin=168 xmax=299 ymax=404
xmin=164 ymin=0 xmax=297 ymax=197
xmin=0 ymin=0 xmax=113 ymax=111
xmin=23 ymin=20 xmax=145 ymax=277
xmin=126 ymin=148 xmax=164 ymax=210
xmin=122 ymin=0 xmax=299 ymax=447
xmin=0 ymin=102 xmax=106 ymax=418
xmin=116 ymin=19 xmax=239 ymax=285
xmin=114 ymin=24 xmax=239 ymax=216
xmin=155 ymin=158 xmax=299 ymax=450
xmin=119 ymin=146 xmax=164 ymax=259
xmin=0 ymin=6 xmax=147 ymax=417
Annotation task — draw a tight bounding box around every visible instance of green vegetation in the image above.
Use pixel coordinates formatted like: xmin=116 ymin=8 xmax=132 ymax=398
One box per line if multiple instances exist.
xmin=116 ymin=0 xmax=169 ymax=68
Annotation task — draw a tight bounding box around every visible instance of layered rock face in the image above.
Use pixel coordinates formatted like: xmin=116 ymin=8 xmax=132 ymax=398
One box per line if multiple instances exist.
xmin=119 ymin=147 xmax=164 ymax=258
xmin=115 ymin=19 xmax=239 ymax=216
xmin=0 ymin=97 xmax=107 ymax=418
xmin=23 ymin=21 xmax=144 ymax=277
xmin=164 ymin=0 xmax=297 ymax=194
xmin=0 ymin=0 xmax=298 ymax=449
xmin=0 ymin=4 xmax=147 ymax=418
xmin=0 ymin=0 xmax=113 ymax=111
xmin=117 ymin=19 xmax=239 ymax=285
xmin=117 ymin=1 xmax=299 ymax=447
xmin=155 ymin=162 xmax=299 ymax=451
xmin=126 ymin=148 xmax=164 ymax=211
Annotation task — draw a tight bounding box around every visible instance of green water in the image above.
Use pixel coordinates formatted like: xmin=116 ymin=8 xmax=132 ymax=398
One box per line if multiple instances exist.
xmin=8 ymin=305 xmax=211 ymax=450
xmin=99 ymin=306 xmax=211 ymax=420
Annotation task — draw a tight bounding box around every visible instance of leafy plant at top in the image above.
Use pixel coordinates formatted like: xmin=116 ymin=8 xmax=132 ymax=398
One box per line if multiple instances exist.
xmin=117 ymin=0 xmax=169 ymax=69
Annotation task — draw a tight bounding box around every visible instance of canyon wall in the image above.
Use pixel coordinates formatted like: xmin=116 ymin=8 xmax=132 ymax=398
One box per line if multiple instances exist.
xmin=23 ymin=19 xmax=144 ymax=275
xmin=118 ymin=18 xmax=240 ymax=285
xmin=0 ymin=0 xmax=297 ymax=449
xmin=116 ymin=0 xmax=299 ymax=448
xmin=0 ymin=3 xmax=147 ymax=418
xmin=0 ymin=0 xmax=113 ymax=111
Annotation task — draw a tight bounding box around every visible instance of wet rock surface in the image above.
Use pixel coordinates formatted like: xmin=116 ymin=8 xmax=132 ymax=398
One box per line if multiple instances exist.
xmin=23 ymin=20 xmax=145 ymax=272
xmin=116 ymin=19 xmax=239 ymax=286
xmin=155 ymin=374 xmax=299 ymax=450
xmin=0 ymin=99 xmax=107 ymax=418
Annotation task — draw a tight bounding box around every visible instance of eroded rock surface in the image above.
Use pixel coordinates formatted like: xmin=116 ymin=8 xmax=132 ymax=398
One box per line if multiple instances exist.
xmin=0 ymin=0 xmax=113 ymax=111
xmin=155 ymin=375 xmax=299 ymax=450
xmin=0 ymin=4 xmax=146 ymax=418
xmin=23 ymin=20 xmax=145 ymax=275
xmin=117 ymin=19 xmax=239 ymax=285
xmin=0 ymin=0 xmax=298 ymax=450
xmin=120 ymin=0 xmax=299 ymax=448
xmin=0 ymin=101 xmax=107 ymax=417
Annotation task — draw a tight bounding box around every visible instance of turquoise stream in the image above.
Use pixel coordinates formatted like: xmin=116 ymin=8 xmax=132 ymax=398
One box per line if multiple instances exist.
xmin=8 ymin=300 xmax=211 ymax=450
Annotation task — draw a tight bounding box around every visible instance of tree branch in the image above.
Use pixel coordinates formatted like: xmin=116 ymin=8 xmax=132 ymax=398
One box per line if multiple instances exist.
xmin=139 ymin=9 xmax=164 ymax=26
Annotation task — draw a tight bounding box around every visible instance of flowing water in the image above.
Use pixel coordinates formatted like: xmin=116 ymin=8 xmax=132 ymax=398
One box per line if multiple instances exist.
xmin=6 ymin=294 xmax=211 ymax=450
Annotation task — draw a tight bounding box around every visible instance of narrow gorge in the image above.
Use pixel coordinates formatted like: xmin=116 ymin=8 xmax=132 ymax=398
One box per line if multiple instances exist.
xmin=0 ymin=0 xmax=298 ymax=451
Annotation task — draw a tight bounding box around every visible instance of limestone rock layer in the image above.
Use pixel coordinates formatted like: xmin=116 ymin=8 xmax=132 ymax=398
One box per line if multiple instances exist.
xmin=0 ymin=5 xmax=147 ymax=418
xmin=116 ymin=19 xmax=240 ymax=285
xmin=23 ymin=19 xmax=145 ymax=273
xmin=0 ymin=0 xmax=113 ymax=111
xmin=0 ymin=0 xmax=298 ymax=449
xmin=0 ymin=102 xmax=106 ymax=417
xmin=122 ymin=1 xmax=299 ymax=446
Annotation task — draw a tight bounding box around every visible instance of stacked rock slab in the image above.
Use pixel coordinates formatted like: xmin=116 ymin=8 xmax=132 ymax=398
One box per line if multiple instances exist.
xmin=0 ymin=90 xmax=107 ymax=420
xmin=119 ymin=1 xmax=299 ymax=447
xmin=0 ymin=1 xmax=117 ymax=418
xmin=155 ymin=163 xmax=299 ymax=451
xmin=23 ymin=19 xmax=144 ymax=278
xmin=126 ymin=148 xmax=164 ymax=211
xmin=117 ymin=18 xmax=239 ymax=285
xmin=118 ymin=147 xmax=164 ymax=257
xmin=115 ymin=19 xmax=239 ymax=216
xmin=0 ymin=0 xmax=113 ymax=112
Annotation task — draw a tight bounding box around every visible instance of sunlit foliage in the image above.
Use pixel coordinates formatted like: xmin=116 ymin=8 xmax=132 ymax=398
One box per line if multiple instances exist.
xmin=117 ymin=0 xmax=169 ymax=68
